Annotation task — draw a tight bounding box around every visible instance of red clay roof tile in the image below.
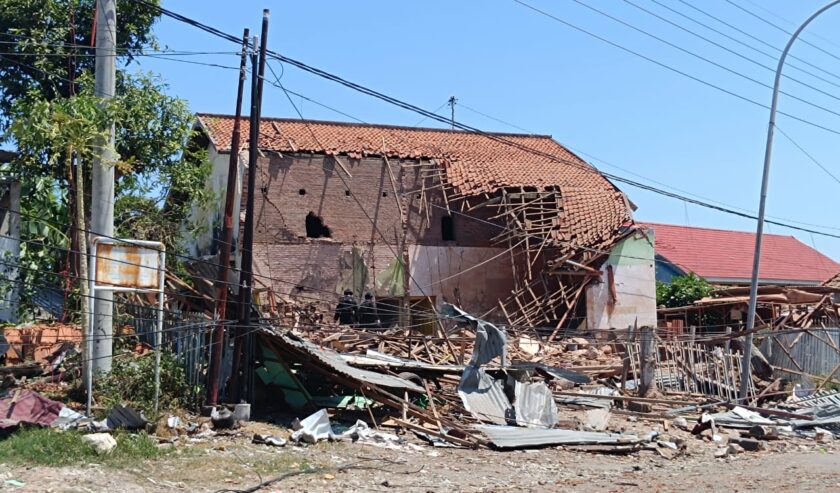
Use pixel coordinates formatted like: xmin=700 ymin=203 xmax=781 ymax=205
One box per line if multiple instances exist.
xmin=197 ymin=114 xmax=632 ymax=250
xmin=642 ymin=222 xmax=840 ymax=284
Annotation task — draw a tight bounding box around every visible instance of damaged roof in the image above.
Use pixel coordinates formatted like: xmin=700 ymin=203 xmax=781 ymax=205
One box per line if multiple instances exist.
xmin=196 ymin=114 xmax=627 ymax=199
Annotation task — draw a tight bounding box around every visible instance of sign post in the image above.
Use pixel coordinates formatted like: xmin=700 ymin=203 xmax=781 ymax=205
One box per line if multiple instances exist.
xmin=87 ymin=238 xmax=166 ymax=415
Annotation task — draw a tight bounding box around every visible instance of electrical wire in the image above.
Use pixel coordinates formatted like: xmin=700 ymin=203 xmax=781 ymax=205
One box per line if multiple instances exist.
xmin=647 ymin=0 xmax=840 ymax=91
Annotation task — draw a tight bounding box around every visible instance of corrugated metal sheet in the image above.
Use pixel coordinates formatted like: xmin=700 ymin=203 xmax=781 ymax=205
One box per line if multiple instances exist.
xmin=458 ymin=365 xmax=512 ymax=425
xmin=274 ymin=331 xmax=424 ymax=393
xmin=513 ymin=381 xmax=557 ymax=428
xmin=441 ymin=303 xmax=507 ymax=366
xmin=760 ymin=329 xmax=840 ymax=383
xmin=475 ymin=425 xmax=640 ymax=449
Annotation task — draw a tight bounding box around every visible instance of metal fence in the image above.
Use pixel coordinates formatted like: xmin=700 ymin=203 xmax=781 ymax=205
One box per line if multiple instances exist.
xmin=123 ymin=305 xmax=213 ymax=390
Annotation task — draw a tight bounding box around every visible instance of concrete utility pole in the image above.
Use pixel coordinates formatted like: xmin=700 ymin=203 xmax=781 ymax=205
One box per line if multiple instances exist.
xmin=739 ymin=0 xmax=840 ymax=400
xmin=91 ymin=0 xmax=117 ymax=375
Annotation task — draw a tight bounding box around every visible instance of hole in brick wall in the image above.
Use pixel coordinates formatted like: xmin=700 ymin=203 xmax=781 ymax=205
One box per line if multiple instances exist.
xmin=415 ymin=194 xmax=421 ymax=199
xmin=305 ymin=211 xmax=332 ymax=238
xmin=441 ymin=214 xmax=455 ymax=241
xmin=299 ymin=188 xmax=307 ymax=196
xmin=345 ymin=190 xmax=351 ymax=196
xmin=382 ymin=191 xmax=388 ymax=197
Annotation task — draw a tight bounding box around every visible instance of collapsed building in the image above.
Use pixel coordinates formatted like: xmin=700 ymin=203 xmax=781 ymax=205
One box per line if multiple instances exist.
xmin=189 ymin=114 xmax=656 ymax=332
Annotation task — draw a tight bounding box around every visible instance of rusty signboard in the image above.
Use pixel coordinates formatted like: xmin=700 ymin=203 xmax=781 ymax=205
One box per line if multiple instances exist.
xmin=95 ymin=243 xmax=162 ymax=289
xmin=88 ymin=237 xmax=166 ymax=416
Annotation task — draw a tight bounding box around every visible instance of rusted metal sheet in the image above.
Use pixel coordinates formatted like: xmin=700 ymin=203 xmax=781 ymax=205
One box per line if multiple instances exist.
xmin=95 ymin=243 xmax=161 ymax=289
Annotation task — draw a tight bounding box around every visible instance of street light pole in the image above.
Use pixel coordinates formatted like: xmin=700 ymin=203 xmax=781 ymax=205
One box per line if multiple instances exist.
xmin=740 ymin=0 xmax=840 ymax=400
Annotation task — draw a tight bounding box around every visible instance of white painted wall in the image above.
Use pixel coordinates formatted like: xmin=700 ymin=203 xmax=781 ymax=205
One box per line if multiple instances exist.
xmin=586 ymin=228 xmax=657 ymax=331
xmin=184 ymin=147 xmax=243 ymax=257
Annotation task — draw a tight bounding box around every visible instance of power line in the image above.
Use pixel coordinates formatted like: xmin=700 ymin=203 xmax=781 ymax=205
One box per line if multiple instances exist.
xmin=775 ymin=124 xmax=840 ymax=187
xmin=724 ymin=0 xmax=840 ymax=65
xmin=675 ymin=0 xmax=840 ymax=86
xmin=511 ymin=0 xmax=840 ymax=136
xmin=646 ymin=0 xmax=840 ymax=91
xmin=457 ymin=100 xmax=840 ymax=232
xmin=570 ymin=0 xmax=840 ymax=121
xmin=622 ymin=0 xmax=840 ymax=102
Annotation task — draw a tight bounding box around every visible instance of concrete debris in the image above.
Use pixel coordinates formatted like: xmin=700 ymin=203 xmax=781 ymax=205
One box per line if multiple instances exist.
xmin=747 ymin=425 xmax=780 ymax=440
xmin=727 ymin=443 xmax=744 ymax=455
xmin=728 ymin=437 xmax=766 ymax=452
xmin=82 ymin=433 xmax=118 ymax=454
xmin=584 ymin=408 xmax=611 ymax=432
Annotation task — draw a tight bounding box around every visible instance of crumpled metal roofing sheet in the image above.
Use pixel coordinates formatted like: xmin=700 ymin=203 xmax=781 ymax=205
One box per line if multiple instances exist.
xmin=514 ymin=381 xmax=558 ymax=428
xmin=273 ymin=331 xmax=424 ymax=393
xmin=458 ymin=365 xmax=512 ymax=425
xmin=475 ymin=425 xmax=640 ymax=449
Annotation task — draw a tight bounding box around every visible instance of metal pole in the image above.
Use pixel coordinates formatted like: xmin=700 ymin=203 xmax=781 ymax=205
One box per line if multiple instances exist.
xmin=153 ymin=247 xmax=166 ymax=413
xmin=86 ymin=241 xmax=97 ymax=416
xmin=208 ymin=28 xmax=250 ymax=406
xmin=740 ymin=0 xmax=840 ymax=399
xmin=236 ymin=10 xmax=269 ymax=402
xmin=91 ymin=0 xmax=117 ymax=375
xmin=448 ymin=96 xmax=456 ymax=129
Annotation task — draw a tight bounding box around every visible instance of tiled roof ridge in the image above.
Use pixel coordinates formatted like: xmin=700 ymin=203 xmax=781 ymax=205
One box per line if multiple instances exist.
xmin=196 ymin=112 xmax=555 ymax=140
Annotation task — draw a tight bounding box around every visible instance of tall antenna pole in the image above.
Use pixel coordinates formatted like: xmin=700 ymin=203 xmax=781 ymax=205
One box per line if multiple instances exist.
xmin=90 ymin=0 xmax=117 ymax=376
xmin=448 ymin=96 xmax=457 ymax=129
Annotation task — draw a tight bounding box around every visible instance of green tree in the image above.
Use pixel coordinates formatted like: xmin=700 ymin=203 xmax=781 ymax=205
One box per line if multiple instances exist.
xmin=4 ymin=73 xmax=208 ymax=318
xmin=6 ymin=90 xmax=116 ymax=321
xmin=656 ymin=273 xmax=714 ymax=308
xmin=0 ymin=0 xmax=161 ymax=131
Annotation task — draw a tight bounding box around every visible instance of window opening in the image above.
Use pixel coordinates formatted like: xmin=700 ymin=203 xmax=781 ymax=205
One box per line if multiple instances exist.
xmin=441 ymin=215 xmax=455 ymax=241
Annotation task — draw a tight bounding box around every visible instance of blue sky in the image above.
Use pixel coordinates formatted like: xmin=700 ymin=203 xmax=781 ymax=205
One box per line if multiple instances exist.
xmin=134 ymin=0 xmax=840 ymax=261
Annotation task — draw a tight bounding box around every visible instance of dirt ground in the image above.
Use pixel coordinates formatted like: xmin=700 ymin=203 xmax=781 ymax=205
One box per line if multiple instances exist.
xmin=0 ymin=419 xmax=837 ymax=493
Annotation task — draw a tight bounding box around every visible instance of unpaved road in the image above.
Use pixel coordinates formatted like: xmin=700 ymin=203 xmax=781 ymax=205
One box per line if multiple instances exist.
xmin=0 ymin=430 xmax=837 ymax=492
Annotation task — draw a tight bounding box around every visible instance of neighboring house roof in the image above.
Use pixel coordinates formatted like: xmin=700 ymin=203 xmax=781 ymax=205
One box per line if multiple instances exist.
xmin=196 ymin=114 xmax=632 ymax=250
xmin=642 ymin=222 xmax=840 ymax=285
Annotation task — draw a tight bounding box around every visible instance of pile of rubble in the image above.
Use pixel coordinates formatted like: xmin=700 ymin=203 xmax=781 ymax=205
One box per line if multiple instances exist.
xmin=251 ymin=303 xmax=839 ymax=454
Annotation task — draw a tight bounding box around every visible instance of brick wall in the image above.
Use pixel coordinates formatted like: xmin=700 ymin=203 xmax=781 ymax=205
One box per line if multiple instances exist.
xmin=243 ymin=153 xmax=498 ymax=247
xmin=243 ymin=152 xmax=511 ymax=317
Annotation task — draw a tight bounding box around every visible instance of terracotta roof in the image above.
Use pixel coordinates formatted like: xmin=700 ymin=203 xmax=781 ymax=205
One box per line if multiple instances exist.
xmin=197 ymin=114 xmax=632 ymax=250
xmin=642 ymin=222 xmax=840 ymax=284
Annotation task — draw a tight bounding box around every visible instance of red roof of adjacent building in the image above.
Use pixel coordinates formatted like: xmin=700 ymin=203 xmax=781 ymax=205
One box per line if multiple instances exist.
xmin=197 ymin=114 xmax=633 ymax=251
xmin=642 ymin=222 xmax=840 ymax=284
